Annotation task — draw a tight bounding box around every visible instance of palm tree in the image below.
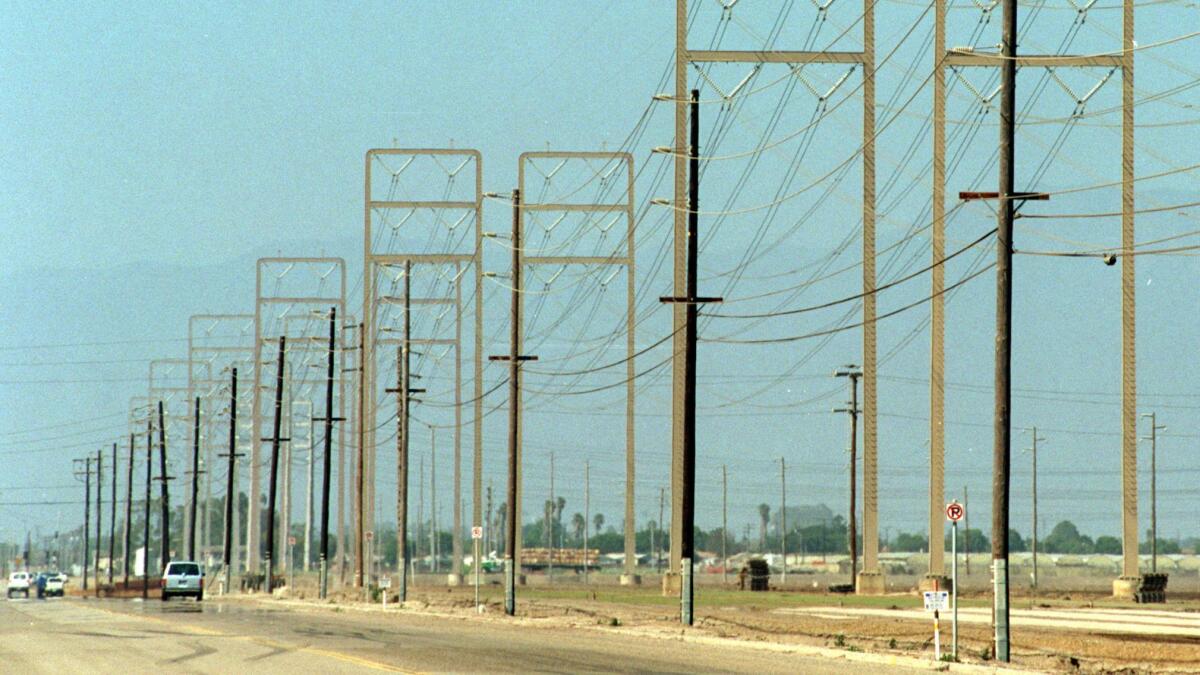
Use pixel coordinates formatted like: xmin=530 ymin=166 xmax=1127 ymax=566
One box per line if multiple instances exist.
xmin=571 ymin=513 xmax=586 ymax=545
xmin=593 ymin=513 xmax=605 ymax=536
xmin=494 ymin=502 xmax=507 ymax=555
xmin=554 ymin=497 xmax=566 ymax=550
xmin=543 ymin=500 xmax=555 ymax=549
xmin=758 ymin=503 xmax=771 ymax=551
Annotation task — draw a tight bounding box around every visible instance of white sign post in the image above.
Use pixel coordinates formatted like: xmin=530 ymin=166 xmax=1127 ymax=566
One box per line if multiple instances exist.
xmin=380 ymin=575 xmax=391 ymax=608
xmin=946 ymin=500 xmax=965 ymax=661
xmin=471 ymin=526 xmax=483 ymax=613
xmin=923 ymin=589 xmax=949 ymax=660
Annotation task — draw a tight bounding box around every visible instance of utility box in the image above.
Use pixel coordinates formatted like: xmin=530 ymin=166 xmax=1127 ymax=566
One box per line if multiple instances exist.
xmin=739 ymin=559 xmax=770 ymax=591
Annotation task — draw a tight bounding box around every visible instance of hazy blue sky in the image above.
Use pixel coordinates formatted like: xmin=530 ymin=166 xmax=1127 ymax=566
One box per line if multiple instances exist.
xmin=2 ymin=1 xmax=1197 ymax=557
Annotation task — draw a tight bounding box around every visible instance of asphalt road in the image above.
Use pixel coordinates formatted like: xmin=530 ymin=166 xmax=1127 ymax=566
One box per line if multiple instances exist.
xmin=0 ymin=596 xmax=919 ymax=673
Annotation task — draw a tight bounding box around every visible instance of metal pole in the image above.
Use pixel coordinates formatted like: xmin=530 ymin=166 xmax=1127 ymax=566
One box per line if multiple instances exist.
xmin=224 ymin=368 xmax=239 ymax=594
xmin=668 ymin=0 xmax=688 ymax=582
xmin=305 ymin=412 xmax=313 ymax=573
xmin=952 ymin=519 xmax=958 ymax=660
xmin=432 ymin=427 xmax=438 ymax=575
xmin=265 ymin=337 xmax=286 ymax=593
xmin=157 ymin=402 xmax=170 ymax=573
xmin=992 ymin=0 xmax=1017 ymax=655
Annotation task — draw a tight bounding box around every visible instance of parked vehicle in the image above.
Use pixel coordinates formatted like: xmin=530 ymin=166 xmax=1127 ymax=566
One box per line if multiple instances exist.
xmin=6 ymin=572 xmax=32 ymax=599
xmin=161 ymin=561 xmax=203 ymax=601
xmin=41 ymin=572 xmax=65 ymax=598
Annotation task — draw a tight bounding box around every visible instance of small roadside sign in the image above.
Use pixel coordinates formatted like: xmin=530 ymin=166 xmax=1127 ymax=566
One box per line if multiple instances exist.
xmin=366 ymin=530 xmax=374 ymax=541
xmin=945 ymin=501 xmax=964 ymax=523
xmin=380 ymin=575 xmax=392 ymax=589
xmin=923 ymin=590 xmax=949 ymax=612
xmin=471 ymin=526 xmax=483 ymax=540
xmin=288 ymin=536 xmax=296 ymax=546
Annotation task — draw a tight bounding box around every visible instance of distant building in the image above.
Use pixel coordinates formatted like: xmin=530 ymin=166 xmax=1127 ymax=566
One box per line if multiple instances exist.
xmin=771 ymin=504 xmax=834 ymax=534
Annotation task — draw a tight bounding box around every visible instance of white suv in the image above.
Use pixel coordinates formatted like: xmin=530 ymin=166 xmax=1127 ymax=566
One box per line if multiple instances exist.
xmin=161 ymin=561 xmax=204 ymax=601
xmin=6 ymin=572 xmax=31 ymax=599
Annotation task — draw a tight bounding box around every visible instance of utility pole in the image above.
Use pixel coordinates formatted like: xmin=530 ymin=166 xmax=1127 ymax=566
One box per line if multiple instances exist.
xmin=1141 ymin=413 xmax=1166 ymax=573
xmin=993 ymin=0 xmax=1017 ymax=657
xmin=94 ymin=448 xmax=102 ymax=595
xmin=156 ymin=402 xmax=172 ymax=572
xmin=658 ymin=487 xmax=665 ymax=573
xmin=386 ymin=262 xmax=425 ymax=601
xmin=485 ymin=483 xmax=493 ymax=557
xmin=547 ymin=451 xmax=554 ymax=583
xmin=722 ymin=465 xmax=728 ymax=586
xmin=780 ymin=457 xmax=787 ymax=586
xmin=222 ymin=368 xmax=244 ymax=594
xmin=188 ymin=397 xmax=203 ymax=560
xmin=964 ymin=485 xmax=971 ymax=576
xmin=264 ymin=337 xmax=287 ymax=594
xmin=315 ymin=308 xmax=343 ymax=599
xmin=431 ymin=426 xmax=438 ymax=574
xmin=144 ymin=418 xmax=152 ymax=597
xmin=355 ymin=320 xmax=365 ymax=590
xmin=1022 ymin=427 xmax=1045 ymax=590
xmin=109 ymin=442 xmax=117 ymax=586
xmin=489 ymin=188 xmax=538 ymax=617
xmin=834 ymin=365 xmax=862 ymax=591
xmin=658 ymin=89 xmax=719 ymax=627
xmin=73 ymin=457 xmax=92 ymax=592
xmin=124 ymin=432 xmax=134 ymax=588
xmin=584 ymin=461 xmax=590 ymax=585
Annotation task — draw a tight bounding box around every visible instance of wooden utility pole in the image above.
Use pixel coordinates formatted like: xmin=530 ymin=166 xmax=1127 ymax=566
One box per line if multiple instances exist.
xmin=94 ymin=449 xmax=102 ymax=595
xmin=316 ymin=309 xmax=343 ymax=599
xmin=264 ymin=337 xmax=287 ymax=593
xmin=74 ymin=457 xmax=92 ymax=592
xmin=780 ymin=457 xmax=787 ymax=586
xmin=1141 ymin=413 xmax=1165 ymax=573
xmin=222 ymin=368 xmax=243 ymax=594
xmin=722 ymin=465 xmax=728 ymax=586
xmin=992 ymin=0 xmax=1017 ymax=656
xmin=490 ymin=188 xmax=538 ymax=617
xmin=188 ymin=397 xmax=202 ymax=560
xmin=834 ymin=366 xmax=862 ymax=591
xmin=964 ymin=485 xmax=971 ymax=576
xmin=156 ymin=402 xmax=171 ymax=572
xmin=355 ymin=320 xmax=365 ymax=589
xmin=109 ymin=442 xmax=117 ymax=586
xmin=584 ymin=461 xmax=590 ymax=585
xmin=124 ymin=432 xmax=134 ymax=588
xmin=386 ymin=261 xmax=425 ymax=602
xmin=1023 ymin=427 xmax=1045 ymax=590
xmin=143 ymin=419 xmax=152 ymax=597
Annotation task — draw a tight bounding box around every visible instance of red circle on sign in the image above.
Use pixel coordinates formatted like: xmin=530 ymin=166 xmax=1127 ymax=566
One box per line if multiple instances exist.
xmin=945 ymin=502 xmax=964 ymax=522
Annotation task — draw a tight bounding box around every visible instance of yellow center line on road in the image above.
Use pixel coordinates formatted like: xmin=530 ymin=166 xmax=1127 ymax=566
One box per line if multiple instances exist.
xmin=82 ymin=602 xmax=419 ymax=673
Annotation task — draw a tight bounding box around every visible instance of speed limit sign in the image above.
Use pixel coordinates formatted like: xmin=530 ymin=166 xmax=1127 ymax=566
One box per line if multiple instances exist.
xmin=945 ymin=501 xmax=965 ymax=523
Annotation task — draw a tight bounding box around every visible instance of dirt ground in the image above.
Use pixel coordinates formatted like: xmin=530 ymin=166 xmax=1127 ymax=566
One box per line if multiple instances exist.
xmin=302 ymin=579 xmax=1200 ymax=674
